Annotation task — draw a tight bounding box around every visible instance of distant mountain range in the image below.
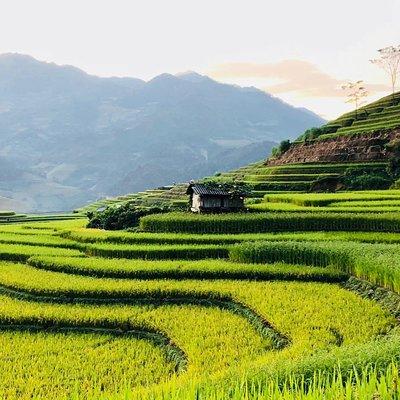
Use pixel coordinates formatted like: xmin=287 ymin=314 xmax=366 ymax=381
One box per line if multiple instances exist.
xmin=0 ymin=53 xmax=325 ymax=212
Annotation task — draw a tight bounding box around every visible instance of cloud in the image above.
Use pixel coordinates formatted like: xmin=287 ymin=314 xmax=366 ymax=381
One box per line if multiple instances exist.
xmin=209 ymin=60 xmax=389 ymax=98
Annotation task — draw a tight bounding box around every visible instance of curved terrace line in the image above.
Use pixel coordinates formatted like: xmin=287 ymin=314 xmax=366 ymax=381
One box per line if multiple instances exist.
xmin=0 ymin=284 xmax=290 ymax=350
xmin=0 ymin=320 xmax=187 ymax=374
xmin=26 ymin=257 xmax=347 ymax=283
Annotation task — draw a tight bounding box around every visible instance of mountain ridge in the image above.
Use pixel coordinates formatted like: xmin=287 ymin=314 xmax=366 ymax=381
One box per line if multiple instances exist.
xmin=0 ymin=53 xmax=325 ymax=212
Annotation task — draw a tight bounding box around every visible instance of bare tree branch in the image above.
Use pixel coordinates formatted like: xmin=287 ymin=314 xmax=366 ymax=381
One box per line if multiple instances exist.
xmin=342 ymin=80 xmax=369 ymax=120
xmin=370 ymin=45 xmax=400 ymax=103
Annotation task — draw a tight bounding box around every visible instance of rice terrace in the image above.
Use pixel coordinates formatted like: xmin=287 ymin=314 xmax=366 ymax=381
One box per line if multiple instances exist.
xmin=2 ymin=3 xmax=400 ymax=398
xmin=3 ymin=188 xmax=400 ymax=399
xmin=3 ymin=95 xmax=400 ymax=400
xmin=3 ymin=92 xmax=400 ymax=397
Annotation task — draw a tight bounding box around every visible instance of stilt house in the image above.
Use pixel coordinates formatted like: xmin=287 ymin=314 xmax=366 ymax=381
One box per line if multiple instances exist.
xmin=186 ymin=183 xmax=245 ymax=213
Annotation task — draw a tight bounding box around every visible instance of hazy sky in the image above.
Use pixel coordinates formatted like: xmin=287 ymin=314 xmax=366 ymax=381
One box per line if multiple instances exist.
xmin=1 ymin=0 xmax=399 ymax=119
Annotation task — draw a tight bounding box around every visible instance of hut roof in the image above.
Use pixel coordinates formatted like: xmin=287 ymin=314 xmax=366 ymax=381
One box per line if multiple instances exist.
xmin=186 ymin=184 xmax=231 ymax=196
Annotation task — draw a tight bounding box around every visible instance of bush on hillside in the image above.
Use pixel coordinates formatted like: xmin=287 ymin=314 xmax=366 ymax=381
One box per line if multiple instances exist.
xmin=385 ymin=140 xmax=400 ymax=177
xmin=271 ymin=140 xmax=292 ymax=157
xmin=391 ymin=178 xmax=400 ymax=189
xmin=387 ymin=157 xmax=400 ymax=179
xmin=386 ymin=139 xmax=400 ymax=151
xmin=342 ymin=168 xmax=392 ymax=190
xmin=297 ymin=126 xmax=340 ymax=142
xmin=201 ymin=181 xmax=252 ymax=197
xmin=87 ymin=202 xmax=172 ymax=230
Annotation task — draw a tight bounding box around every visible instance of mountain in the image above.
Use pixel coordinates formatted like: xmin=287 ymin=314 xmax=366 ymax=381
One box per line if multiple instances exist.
xmin=0 ymin=53 xmax=325 ymax=212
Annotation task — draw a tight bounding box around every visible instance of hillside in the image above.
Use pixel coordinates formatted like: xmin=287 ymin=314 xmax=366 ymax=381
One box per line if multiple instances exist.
xmin=268 ymin=91 xmax=400 ymax=166
xmin=75 ymin=91 xmax=400 ymax=215
xmin=313 ymin=91 xmax=400 ymax=139
xmin=0 ymin=53 xmax=324 ymax=212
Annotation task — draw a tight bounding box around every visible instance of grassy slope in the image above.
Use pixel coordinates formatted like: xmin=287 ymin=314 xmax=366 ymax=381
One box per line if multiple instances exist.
xmin=299 ymin=90 xmax=400 ymax=141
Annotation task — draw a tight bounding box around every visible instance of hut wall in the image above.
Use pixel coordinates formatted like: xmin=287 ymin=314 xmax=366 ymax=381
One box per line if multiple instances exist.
xmin=202 ymin=196 xmax=223 ymax=208
xmin=223 ymin=197 xmax=244 ymax=209
xmin=191 ymin=194 xmax=202 ymax=212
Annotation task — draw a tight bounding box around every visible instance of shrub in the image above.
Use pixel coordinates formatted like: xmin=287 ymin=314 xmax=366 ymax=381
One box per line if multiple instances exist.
xmin=271 ymin=140 xmax=292 ymax=157
xmin=297 ymin=126 xmax=339 ymax=141
xmin=87 ymin=202 xmax=172 ymax=230
xmin=199 ymin=181 xmax=252 ymax=197
xmin=391 ymin=178 xmax=400 ymax=189
xmin=387 ymin=156 xmax=400 ymax=179
xmin=342 ymin=168 xmax=392 ymax=190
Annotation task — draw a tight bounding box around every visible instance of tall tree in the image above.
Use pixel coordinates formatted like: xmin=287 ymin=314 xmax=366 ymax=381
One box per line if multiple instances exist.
xmin=341 ymin=80 xmax=369 ymax=120
xmin=370 ymin=45 xmax=400 ymax=103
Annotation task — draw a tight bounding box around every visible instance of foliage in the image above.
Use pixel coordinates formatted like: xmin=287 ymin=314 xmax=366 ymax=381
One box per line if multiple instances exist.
xmin=271 ymin=140 xmax=292 ymax=157
xmin=200 ymin=180 xmax=252 ymax=197
xmin=297 ymin=125 xmax=340 ymax=141
xmin=370 ymin=45 xmax=400 ymax=101
xmin=386 ymin=155 xmax=400 ymax=178
xmin=392 ymin=178 xmax=400 ymax=189
xmin=342 ymin=167 xmax=393 ymax=190
xmin=341 ymin=80 xmax=369 ymax=120
xmin=87 ymin=202 xmax=172 ymax=230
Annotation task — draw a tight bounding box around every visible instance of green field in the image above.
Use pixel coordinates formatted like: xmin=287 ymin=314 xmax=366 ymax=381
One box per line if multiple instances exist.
xmin=297 ymin=90 xmax=400 ymax=140
xmin=1 ymin=191 xmax=400 ymax=399
xmin=75 ymin=164 xmax=395 ymax=215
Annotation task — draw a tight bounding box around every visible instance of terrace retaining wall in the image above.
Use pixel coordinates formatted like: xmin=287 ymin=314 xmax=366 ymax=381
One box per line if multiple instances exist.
xmin=267 ymin=129 xmax=400 ymax=165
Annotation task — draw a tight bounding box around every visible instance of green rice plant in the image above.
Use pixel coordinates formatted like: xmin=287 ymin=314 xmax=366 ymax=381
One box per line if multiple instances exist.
xmin=149 ymin=341 xmax=400 ymax=400
xmin=0 ymin=262 xmax=393 ymax=398
xmin=0 ymin=292 xmax=279 ymax=398
xmin=230 ymin=240 xmax=400 ymax=294
xmin=61 ymin=227 xmax=400 ymax=245
xmin=28 ymin=256 xmax=347 ymax=282
xmin=262 ymin=191 xmax=400 ymax=207
xmin=84 ymin=243 xmax=230 ymax=260
xmin=19 ymin=218 xmax=88 ymax=231
xmin=330 ymin=199 xmax=400 ymax=207
xmin=0 ymin=329 xmax=178 ymax=400
xmin=139 ymin=211 xmax=400 ymax=234
xmin=0 ymin=262 xmax=391 ymax=349
xmin=246 ymin=181 xmax=312 ymax=191
xmin=1 ymin=208 xmax=400 ymax=398
xmin=0 ymin=233 xmax=83 ymax=249
xmin=248 ymin=202 xmax=400 ymax=213
xmin=0 ymin=244 xmax=84 ymax=262
xmin=244 ymin=173 xmax=339 ymax=182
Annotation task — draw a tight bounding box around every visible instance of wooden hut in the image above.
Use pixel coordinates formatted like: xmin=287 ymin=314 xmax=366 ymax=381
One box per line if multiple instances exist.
xmin=186 ymin=183 xmax=245 ymax=213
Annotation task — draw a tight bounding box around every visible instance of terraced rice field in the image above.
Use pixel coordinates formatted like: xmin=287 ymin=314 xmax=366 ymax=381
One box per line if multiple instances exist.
xmin=248 ymin=189 xmax=400 ymax=213
xmin=1 ymin=196 xmax=400 ymax=399
xmin=75 ymin=161 xmax=391 ymax=215
xmin=74 ymin=185 xmax=188 ymax=215
xmin=300 ymin=90 xmax=400 ymax=140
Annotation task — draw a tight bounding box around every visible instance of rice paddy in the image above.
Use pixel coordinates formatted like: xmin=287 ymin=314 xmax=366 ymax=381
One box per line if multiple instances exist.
xmin=1 ymin=189 xmax=400 ymax=399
